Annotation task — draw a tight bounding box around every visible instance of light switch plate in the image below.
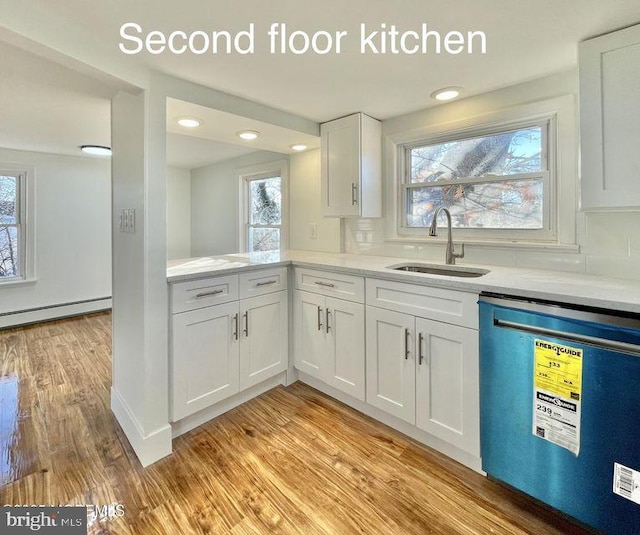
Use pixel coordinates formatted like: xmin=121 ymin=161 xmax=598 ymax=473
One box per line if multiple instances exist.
xmin=120 ymin=208 xmax=136 ymax=233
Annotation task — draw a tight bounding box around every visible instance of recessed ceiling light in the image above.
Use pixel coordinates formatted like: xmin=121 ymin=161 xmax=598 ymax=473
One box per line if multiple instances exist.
xmin=80 ymin=145 xmax=112 ymax=156
xmin=236 ymin=130 xmax=260 ymax=141
xmin=290 ymin=144 xmax=307 ymax=152
xmin=431 ymin=87 xmax=464 ymax=101
xmin=177 ymin=117 xmax=202 ymax=128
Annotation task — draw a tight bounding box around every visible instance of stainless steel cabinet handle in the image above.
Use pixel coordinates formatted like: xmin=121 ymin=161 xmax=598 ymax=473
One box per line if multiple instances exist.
xmin=317 ymin=306 xmax=323 ymax=331
xmin=418 ymin=333 xmax=424 ymax=365
xmin=233 ymin=313 xmax=239 ymax=341
xmin=256 ymin=280 xmax=277 ymax=287
xmin=326 ymin=308 xmax=331 ymax=334
xmin=314 ymin=281 xmax=336 ymax=288
xmin=243 ymin=311 xmax=249 ymax=337
xmin=404 ymin=328 xmax=410 ymax=360
xmin=195 ymin=289 xmax=224 ymax=298
xmin=351 ymin=182 xmax=358 ymax=205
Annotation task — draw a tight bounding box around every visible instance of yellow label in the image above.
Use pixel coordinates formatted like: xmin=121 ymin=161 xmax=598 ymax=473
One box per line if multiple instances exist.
xmin=534 ymin=339 xmax=583 ymax=400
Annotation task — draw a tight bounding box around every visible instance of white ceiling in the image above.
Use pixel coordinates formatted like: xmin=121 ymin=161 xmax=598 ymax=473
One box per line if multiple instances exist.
xmin=0 ymin=40 xmax=113 ymax=158
xmin=166 ymin=133 xmax=257 ymax=169
xmin=1 ymin=1 xmax=639 ymax=163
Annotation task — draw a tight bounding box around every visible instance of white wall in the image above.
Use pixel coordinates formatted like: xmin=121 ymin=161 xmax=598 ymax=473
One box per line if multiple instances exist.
xmin=190 ymin=150 xmax=287 ymax=256
xmin=289 ymin=148 xmax=341 ymax=253
xmin=167 ymin=167 xmax=191 ymax=259
xmin=342 ymin=70 xmax=640 ymax=281
xmin=0 ymin=147 xmax=111 ymax=320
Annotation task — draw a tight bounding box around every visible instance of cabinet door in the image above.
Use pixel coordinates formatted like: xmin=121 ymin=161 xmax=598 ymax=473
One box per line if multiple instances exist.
xmin=171 ymin=302 xmax=240 ymax=421
xmin=327 ymin=297 xmax=365 ymax=401
xmin=366 ymin=307 xmax=416 ymax=424
xmin=239 ymin=291 xmax=288 ymax=390
xmin=321 ymin=113 xmax=361 ymax=217
xmin=415 ymin=318 xmax=479 ymax=456
xmin=580 ymin=24 xmax=640 ymax=208
xmin=294 ymin=290 xmax=327 ymax=379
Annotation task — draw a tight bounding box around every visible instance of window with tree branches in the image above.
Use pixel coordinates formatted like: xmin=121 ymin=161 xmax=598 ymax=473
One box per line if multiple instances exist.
xmin=402 ymin=121 xmax=550 ymax=236
xmin=0 ymin=172 xmax=22 ymax=280
xmin=246 ymin=175 xmax=282 ymax=252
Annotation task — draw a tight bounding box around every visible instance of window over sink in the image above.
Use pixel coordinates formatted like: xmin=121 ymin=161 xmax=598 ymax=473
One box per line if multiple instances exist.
xmin=401 ymin=119 xmax=554 ymax=242
xmin=387 ymin=94 xmax=579 ymax=248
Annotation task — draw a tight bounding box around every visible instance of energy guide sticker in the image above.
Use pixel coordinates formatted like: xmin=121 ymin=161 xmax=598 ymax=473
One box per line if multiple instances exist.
xmin=532 ymin=339 xmax=583 ymax=455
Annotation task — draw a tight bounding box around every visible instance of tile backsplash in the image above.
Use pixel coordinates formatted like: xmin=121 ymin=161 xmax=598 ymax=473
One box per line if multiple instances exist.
xmin=344 ymin=211 xmax=640 ymax=281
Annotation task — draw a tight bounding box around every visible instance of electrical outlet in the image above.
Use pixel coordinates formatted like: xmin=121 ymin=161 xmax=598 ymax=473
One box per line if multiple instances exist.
xmin=309 ymin=223 xmax=317 ymax=239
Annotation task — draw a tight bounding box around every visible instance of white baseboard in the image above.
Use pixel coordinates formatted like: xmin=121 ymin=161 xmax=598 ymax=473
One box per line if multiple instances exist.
xmin=171 ymin=372 xmax=287 ymax=438
xmin=110 ymin=386 xmax=173 ymax=467
xmin=297 ymin=372 xmax=484 ymax=474
xmin=0 ymin=297 xmax=112 ymax=329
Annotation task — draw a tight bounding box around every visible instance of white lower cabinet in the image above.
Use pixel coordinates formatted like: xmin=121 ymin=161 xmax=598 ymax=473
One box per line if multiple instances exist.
xmin=171 ymin=266 xmax=480 ymax=465
xmin=170 ymin=269 xmax=288 ymax=422
xmin=294 ymin=290 xmax=365 ymax=401
xmin=172 ymin=301 xmax=240 ymax=421
xmin=365 ymin=307 xmax=416 ymax=423
xmin=365 ymin=278 xmax=480 ymax=458
xmin=239 ymin=291 xmax=288 ymax=390
xmin=366 ymin=307 xmax=479 ymax=456
xmin=414 ymin=318 xmax=479 ymax=456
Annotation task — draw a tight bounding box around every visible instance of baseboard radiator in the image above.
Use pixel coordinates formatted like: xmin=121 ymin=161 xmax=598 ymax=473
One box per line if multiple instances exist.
xmin=0 ymin=297 xmax=112 ymax=329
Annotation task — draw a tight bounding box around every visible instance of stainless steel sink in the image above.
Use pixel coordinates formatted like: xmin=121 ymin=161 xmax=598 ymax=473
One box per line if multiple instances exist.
xmin=387 ymin=263 xmax=489 ymax=278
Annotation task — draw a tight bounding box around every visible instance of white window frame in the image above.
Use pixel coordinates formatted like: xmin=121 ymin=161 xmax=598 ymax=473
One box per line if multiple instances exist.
xmin=0 ymin=165 xmax=36 ymax=286
xmin=385 ymin=95 xmax=577 ymax=249
xmin=238 ymin=160 xmax=289 ymax=253
xmin=400 ymin=118 xmax=554 ymax=242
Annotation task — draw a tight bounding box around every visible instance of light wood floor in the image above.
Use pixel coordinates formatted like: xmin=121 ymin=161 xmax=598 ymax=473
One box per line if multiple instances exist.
xmin=0 ymin=312 xmax=597 ymax=534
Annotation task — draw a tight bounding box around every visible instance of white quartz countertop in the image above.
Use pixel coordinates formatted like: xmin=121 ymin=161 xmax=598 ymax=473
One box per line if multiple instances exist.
xmin=167 ymin=250 xmax=640 ymax=314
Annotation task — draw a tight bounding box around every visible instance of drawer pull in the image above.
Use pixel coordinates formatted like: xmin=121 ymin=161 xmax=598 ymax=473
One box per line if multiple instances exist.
xmin=314 ymin=281 xmax=336 ymax=288
xmin=256 ymin=280 xmax=278 ymax=287
xmin=195 ymin=289 xmax=224 ymax=298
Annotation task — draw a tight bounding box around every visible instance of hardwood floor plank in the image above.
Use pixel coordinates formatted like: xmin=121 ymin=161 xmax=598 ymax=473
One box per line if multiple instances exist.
xmin=0 ymin=313 xmax=598 ymax=534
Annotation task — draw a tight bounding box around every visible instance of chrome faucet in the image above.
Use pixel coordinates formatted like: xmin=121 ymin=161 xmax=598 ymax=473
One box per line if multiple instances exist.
xmin=428 ymin=207 xmax=465 ymax=265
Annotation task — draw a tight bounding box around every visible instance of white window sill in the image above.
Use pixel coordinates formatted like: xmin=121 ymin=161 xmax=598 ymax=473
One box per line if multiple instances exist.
xmin=0 ymin=277 xmax=38 ymax=288
xmin=385 ymin=237 xmax=580 ymax=254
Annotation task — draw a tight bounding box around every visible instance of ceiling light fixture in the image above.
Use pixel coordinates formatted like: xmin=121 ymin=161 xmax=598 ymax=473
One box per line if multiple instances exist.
xmin=177 ymin=117 xmax=202 ymax=128
xmin=236 ymin=130 xmax=260 ymax=141
xmin=80 ymin=145 xmax=112 ymax=156
xmin=431 ymin=87 xmax=464 ymax=101
xmin=290 ymin=144 xmax=308 ymax=152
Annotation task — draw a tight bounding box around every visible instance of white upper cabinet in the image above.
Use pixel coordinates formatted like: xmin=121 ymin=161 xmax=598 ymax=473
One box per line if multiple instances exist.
xmin=320 ymin=113 xmax=382 ymax=218
xmin=579 ymin=24 xmax=640 ymax=209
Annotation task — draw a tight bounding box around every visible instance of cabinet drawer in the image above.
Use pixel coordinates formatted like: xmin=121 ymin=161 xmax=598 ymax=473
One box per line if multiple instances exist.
xmin=296 ymin=268 xmax=364 ymax=303
xmin=239 ymin=267 xmax=288 ymax=299
xmin=366 ymin=278 xmax=478 ymax=329
xmin=171 ymin=275 xmax=239 ymax=314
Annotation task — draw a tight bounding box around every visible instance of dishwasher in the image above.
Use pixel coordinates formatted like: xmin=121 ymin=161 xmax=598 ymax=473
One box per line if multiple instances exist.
xmin=479 ymin=293 xmax=640 ymax=535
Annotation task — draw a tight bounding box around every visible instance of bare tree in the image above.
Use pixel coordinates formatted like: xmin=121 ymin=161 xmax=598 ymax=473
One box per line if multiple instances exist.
xmin=409 ymin=128 xmax=542 ymax=228
xmin=0 ymin=175 xmax=18 ymax=277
